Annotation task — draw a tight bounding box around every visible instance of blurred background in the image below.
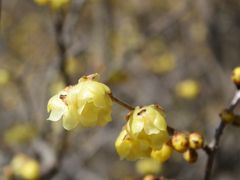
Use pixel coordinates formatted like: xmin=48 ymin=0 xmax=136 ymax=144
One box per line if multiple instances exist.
xmin=0 ymin=0 xmax=240 ymax=179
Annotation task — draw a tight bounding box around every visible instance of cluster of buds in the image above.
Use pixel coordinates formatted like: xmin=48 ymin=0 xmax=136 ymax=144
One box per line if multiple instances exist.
xmin=47 ymin=74 xmax=112 ymax=130
xmin=115 ymin=105 xmax=173 ymax=162
xmin=171 ymin=132 xmax=204 ymax=163
xmin=34 ymin=0 xmax=71 ymax=10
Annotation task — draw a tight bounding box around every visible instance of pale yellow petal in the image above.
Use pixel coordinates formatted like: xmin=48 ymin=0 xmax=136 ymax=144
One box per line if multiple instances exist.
xmin=79 ymin=102 xmax=99 ymax=127
xmin=62 ymin=109 xmax=79 ymax=130
xmin=47 ymin=94 xmax=67 ymax=121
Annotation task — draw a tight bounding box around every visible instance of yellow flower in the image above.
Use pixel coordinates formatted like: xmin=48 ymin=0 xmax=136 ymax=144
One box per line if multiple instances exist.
xmin=126 ymin=105 xmax=169 ymax=149
xmin=115 ymin=129 xmax=151 ymax=160
xmin=11 ymin=154 xmax=40 ymax=180
xmin=151 ymin=143 xmax=173 ymax=162
xmin=175 ymin=79 xmax=200 ymax=99
xmin=47 ymin=73 xmax=112 ymax=130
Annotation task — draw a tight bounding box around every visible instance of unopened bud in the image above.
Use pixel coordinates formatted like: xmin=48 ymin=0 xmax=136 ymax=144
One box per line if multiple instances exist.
xmin=171 ymin=133 xmax=188 ymax=153
xmin=183 ymin=149 xmax=198 ymax=163
xmin=189 ymin=132 xmax=204 ymax=149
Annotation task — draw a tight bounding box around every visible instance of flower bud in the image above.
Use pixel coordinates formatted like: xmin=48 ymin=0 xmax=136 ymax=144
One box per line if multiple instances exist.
xmin=126 ymin=105 xmax=169 ymax=149
xmin=183 ymin=149 xmax=198 ymax=163
xmin=189 ymin=132 xmax=204 ymax=149
xmin=232 ymin=67 xmax=240 ymax=89
xmin=220 ymin=109 xmax=235 ymax=124
xmin=171 ymin=133 xmax=188 ymax=153
xmin=151 ymin=143 xmax=173 ymax=162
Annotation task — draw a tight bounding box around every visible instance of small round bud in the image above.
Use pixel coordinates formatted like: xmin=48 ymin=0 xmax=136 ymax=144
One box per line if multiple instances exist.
xmin=171 ymin=133 xmax=189 ymax=153
xmin=220 ymin=109 xmax=235 ymax=124
xmin=183 ymin=149 xmax=198 ymax=163
xmin=189 ymin=132 xmax=204 ymax=149
xmin=232 ymin=67 xmax=240 ymax=89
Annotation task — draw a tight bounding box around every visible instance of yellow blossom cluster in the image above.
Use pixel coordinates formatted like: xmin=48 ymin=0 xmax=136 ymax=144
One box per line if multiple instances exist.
xmin=115 ymin=105 xmax=173 ymax=162
xmin=47 ymin=74 xmax=112 ymax=130
xmin=34 ymin=0 xmax=71 ymax=10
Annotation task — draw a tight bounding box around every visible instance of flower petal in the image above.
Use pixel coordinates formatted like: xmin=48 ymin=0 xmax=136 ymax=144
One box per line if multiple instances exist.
xmin=62 ymin=109 xmax=79 ymax=130
xmin=47 ymin=94 xmax=67 ymax=121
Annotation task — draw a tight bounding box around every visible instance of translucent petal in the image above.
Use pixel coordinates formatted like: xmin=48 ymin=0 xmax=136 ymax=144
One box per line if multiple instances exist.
xmin=47 ymin=109 xmax=65 ymax=122
xmin=97 ymin=109 xmax=112 ymax=126
xmin=77 ymin=100 xmax=87 ymax=114
xmin=151 ymin=144 xmax=173 ymax=163
xmin=131 ymin=118 xmax=144 ymax=135
xmin=79 ymin=102 xmax=99 ymax=127
xmin=62 ymin=109 xmax=79 ymax=130
xmin=144 ymin=122 xmax=160 ymax=135
xmin=92 ymin=93 xmax=107 ymax=108
xmin=115 ymin=130 xmax=132 ymax=159
xmin=149 ymin=131 xmax=169 ymax=149
xmin=153 ymin=112 xmax=167 ymax=131
xmin=128 ymin=107 xmax=144 ymax=135
xmin=47 ymin=95 xmax=67 ymax=121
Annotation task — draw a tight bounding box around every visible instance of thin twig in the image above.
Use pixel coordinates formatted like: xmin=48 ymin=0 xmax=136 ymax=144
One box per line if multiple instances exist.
xmin=110 ymin=94 xmax=134 ymax=111
xmin=204 ymin=90 xmax=240 ymax=180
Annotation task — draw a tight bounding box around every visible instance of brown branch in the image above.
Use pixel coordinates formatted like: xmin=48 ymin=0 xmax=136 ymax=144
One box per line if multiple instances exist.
xmin=42 ymin=10 xmax=70 ymax=180
xmin=204 ymin=90 xmax=240 ymax=180
xmin=110 ymin=94 xmax=134 ymax=111
xmin=54 ymin=10 xmax=71 ymax=85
